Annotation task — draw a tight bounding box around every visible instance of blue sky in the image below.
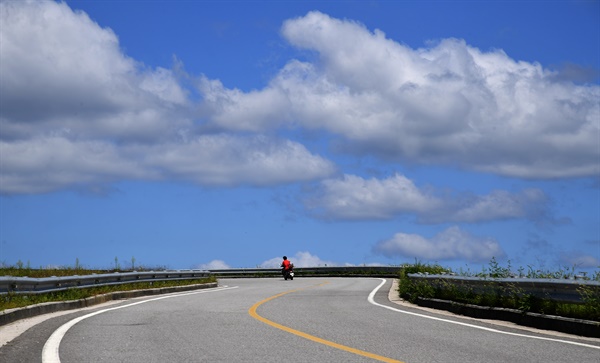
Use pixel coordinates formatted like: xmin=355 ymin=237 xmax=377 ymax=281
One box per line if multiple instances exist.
xmin=1 ymin=0 xmax=599 ymax=273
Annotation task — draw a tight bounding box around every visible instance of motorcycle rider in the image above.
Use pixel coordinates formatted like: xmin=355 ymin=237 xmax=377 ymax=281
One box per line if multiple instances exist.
xmin=281 ymin=256 xmax=293 ymax=279
xmin=281 ymin=256 xmax=291 ymax=271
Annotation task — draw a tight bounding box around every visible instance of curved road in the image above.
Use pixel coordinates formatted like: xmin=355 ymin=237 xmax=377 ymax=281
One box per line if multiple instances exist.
xmin=1 ymin=278 xmax=599 ymax=362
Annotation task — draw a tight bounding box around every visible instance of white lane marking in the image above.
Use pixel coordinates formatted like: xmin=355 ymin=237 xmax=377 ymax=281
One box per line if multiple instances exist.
xmin=42 ymin=286 xmax=238 ymax=363
xmin=368 ymin=278 xmax=600 ymax=350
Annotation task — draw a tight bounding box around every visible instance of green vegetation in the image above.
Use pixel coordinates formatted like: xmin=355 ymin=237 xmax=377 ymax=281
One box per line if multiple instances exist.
xmin=1 ymin=265 xmax=108 ymax=278
xmin=2 ymin=258 xmax=599 ymax=321
xmin=1 ymin=277 xmax=216 ymax=311
xmin=0 ymin=257 xmax=170 ymax=278
xmin=0 ymin=260 xmax=216 ymax=311
xmin=398 ymin=259 xmax=600 ymax=321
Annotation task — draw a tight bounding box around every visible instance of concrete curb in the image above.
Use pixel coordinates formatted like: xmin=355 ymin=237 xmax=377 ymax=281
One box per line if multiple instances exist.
xmin=414 ymin=297 xmax=600 ymax=338
xmin=0 ymin=282 xmax=218 ymax=326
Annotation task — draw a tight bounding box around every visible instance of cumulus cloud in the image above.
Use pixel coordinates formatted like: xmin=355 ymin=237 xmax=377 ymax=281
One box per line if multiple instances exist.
xmin=197 ymin=77 xmax=294 ymax=132
xmin=373 ymin=226 xmax=505 ymax=262
xmin=201 ymin=11 xmax=599 ymax=179
xmin=260 ymin=251 xmax=338 ymax=268
xmin=305 ymin=174 xmax=441 ymax=220
xmin=197 ymin=259 xmax=231 ymax=270
xmin=425 ymin=188 xmax=552 ymax=225
xmin=3 ymin=3 xmax=597 ymax=199
xmin=0 ymin=134 xmax=335 ymax=193
xmin=143 ymin=135 xmax=335 ymax=186
xmin=0 ymin=0 xmax=188 ymax=141
xmin=0 ymin=137 xmax=154 ymax=194
xmin=305 ymin=173 xmax=551 ymax=224
xmin=558 ymin=251 xmax=600 ymax=269
xmin=0 ymin=1 xmax=335 ymax=194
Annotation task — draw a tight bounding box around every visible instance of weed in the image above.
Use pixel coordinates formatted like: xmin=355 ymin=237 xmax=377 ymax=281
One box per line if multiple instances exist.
xmin=397 ymin=258 xmax=600 ymax=321
xmin=487 ymin=257 xmax=512 ymax=278
xmin=398 ymin=260 xmax=451 ymax=303
xmin=0 ymin=276 xmax=217 ymax=311
xmin=578 ymin=285 xmax=600 ymax=320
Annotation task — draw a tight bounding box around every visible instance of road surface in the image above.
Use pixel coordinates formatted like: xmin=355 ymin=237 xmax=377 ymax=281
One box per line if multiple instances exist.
xmin=1 ymin=278 xmax=598 ymax=362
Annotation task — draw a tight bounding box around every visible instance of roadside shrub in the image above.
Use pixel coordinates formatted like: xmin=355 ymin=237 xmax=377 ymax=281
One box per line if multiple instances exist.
xmin=397 ymin=259 xmax=600 ymax=321
xmin=0 ymin=276 xmax=216 ymax=311
xmin=398 ymin=261 xmax=451 ymax=303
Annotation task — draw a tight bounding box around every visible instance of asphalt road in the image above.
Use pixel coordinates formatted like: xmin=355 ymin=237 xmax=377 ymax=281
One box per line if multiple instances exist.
xmin=1 ymin=278 xmax=599 ymax=363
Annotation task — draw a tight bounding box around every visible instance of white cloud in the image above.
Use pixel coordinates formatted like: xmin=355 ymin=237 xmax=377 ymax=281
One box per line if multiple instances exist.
xmin=0 ymin=134 xmax=335 ymax=194
xmin=305 ymin=173 xmax=551 ymax=224
xmin=559 ymin=251 xmax=600 ymax=269
xmin=201 ymin=11 xmax=599 ymax=179
xmin=260 ymin=251 xmax=339 ymax=268
xmin=0 ymin=0 xmax=189 ymax=141
xmin=143 ymin=135 xmax=335 ymax=186
xmin=197 ymin=77 xmax=293 ymax=132
xmin=197 ymin=260 xmax=231 ymax=270
xmin=305 ymin=174 xmax=441 ymax=220
xmin=424 ymin=188 xmax=551 ymax=224
xmin=0 ymin=1 xmax=335 ymax=194
xmin=0 ymin=137 xmax=154 ymax=194
xmin=373 ymin=226 xmax=505 ymax=262
xmin=3 ymin=3 xmax=597 ymax=198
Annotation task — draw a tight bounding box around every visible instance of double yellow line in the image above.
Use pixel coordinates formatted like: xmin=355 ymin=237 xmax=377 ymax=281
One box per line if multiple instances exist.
xmin=248 ymin=282 xmax=404 ymax=363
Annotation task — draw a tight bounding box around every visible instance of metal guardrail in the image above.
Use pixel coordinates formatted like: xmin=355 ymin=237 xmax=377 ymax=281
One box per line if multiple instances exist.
xmin=0 ymin=270 xmax=211 ymax=295
xmin=406 ymin=274 xmax=600 ymax=303
xmin=208 ymin=266 xmax=401 ymax=277
xmin=2 ymin=267 xmax=597 ymax=304
xmin=0 ymin=267 xmax=398 ymax=294
xmin=209 ymin=268 xmax=597 ymax=303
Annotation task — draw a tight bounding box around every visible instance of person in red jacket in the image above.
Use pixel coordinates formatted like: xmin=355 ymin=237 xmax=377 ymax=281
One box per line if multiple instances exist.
xmin=281 ymin=256 xmax=291 ymax=271
xmin=281 ymin=256 xmax=295 ymax=280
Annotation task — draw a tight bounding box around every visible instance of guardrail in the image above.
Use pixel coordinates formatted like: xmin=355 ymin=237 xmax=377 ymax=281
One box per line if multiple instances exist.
xmin=2 ymin=267 xmax=597 ymax=304
xmin=0 ymin=270 xmax=211 ymax=295
xmin=0 ymin=267 xmax=399 ymax=294
xmin=406 ymin=274 xmax=600 ymax=303
xmin=208 ymin=266 xmax=401 ymax=277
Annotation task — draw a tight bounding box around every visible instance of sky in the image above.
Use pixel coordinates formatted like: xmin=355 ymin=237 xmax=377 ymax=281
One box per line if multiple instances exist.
xmin=1 ymin=0 xmax=599 ymax=274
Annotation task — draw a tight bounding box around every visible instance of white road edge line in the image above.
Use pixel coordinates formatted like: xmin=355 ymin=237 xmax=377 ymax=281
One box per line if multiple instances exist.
xmin=41 ymin=285 xmax=239 ymax=363
xmin=368 ymin=278 xmax=599 ymax=350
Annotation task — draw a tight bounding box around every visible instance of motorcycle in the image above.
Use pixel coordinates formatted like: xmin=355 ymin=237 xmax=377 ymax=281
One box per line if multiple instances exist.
xmin=282 ymin=264 xmax=294 ymax=280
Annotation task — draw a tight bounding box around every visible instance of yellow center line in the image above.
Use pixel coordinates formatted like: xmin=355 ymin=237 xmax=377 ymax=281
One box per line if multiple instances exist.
xmin=248 ymin=282 xmax=404 ymax=363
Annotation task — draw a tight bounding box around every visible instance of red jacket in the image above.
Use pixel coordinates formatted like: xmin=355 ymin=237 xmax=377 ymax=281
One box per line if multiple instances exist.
xmin=281 ymin=259 xmax=291 ymax=270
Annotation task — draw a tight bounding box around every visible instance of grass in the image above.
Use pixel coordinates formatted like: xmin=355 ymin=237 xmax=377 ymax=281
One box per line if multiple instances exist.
xmin=0 ymin=263 xmax=216 ymax=311
xmin=1 ymin=277 xmax=216 ymax=311
xmin=1 ymin=258 xmax=170 ymax=278
xmin=1 ymin=266 xmax=112 ymax=278
xmin=397 ymin=259 xmax=600 ymax=321
xmin=2 ymin=259 xmax=599 ymax=321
